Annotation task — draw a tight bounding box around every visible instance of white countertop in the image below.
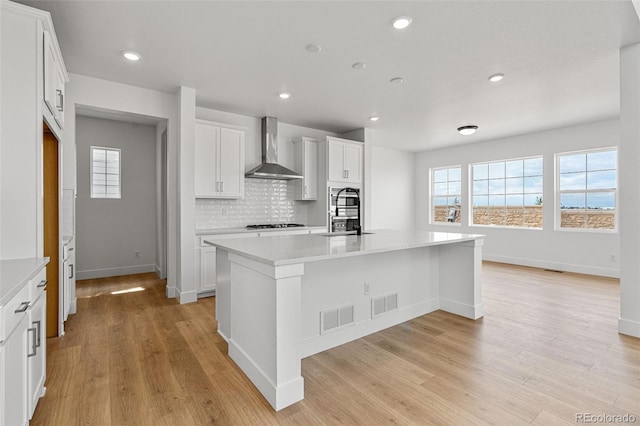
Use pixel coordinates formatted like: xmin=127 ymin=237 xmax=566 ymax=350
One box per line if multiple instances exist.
xmin=206 ymin=230 xmax=484 ymax=266
xmin=196 ymin=225 xmax=326 ymax=236
xmin=0 ymin=257 xmax=49 ymax=306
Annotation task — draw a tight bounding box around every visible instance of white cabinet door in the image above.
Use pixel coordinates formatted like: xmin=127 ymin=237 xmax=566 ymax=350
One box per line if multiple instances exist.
xmin=0 ymin=317 xmax=28 ymax=426
xmin=28 ymin=292 xmax=46 ymax=419
xmin=328 ymin=140 xmax=346 ymax=182
xmin=200 ymin=246 xmax=217 ymax=293
xmin=218 ymin=128 xmax=244 ymax=197
xmin=344 ymin=143 xmax=362 ymax=183
xmin=294 ymin=138 xmax=318 ymax=200
xmin=195 ymin=123 xmax=218 ymax=197
xmin=43 ymin=31 xmax=64 ymax=130
xmin=194 ymin=121 xmax=244 ymax=199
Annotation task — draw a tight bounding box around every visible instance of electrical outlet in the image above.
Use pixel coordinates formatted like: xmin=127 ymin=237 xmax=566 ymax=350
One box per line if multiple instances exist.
xmin=364 ymin=282 xmax=370 ymax=295
xmin=134 ymin=250 xmax=140 ymax=258
xmin=609 ymin=254 xmax=617 ymax=262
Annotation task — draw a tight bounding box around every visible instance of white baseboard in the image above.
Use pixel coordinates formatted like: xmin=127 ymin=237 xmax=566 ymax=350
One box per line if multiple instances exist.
xmin=618 ymin=317 xmax=640 ymax=338
xmin=166 ymin=286 xmax=176 ymax=298
xmin=76 ymin=264 xmax=157 ymax=280
xmin=440 ymin=298 xmax=484 ymax=320
xmin=177 ymin=288 xmax=198 ymax=304
xmin=229 ymin=338 xmax=304 ymax=411
xmin=483 ymin=254 xmax=619 ymax=278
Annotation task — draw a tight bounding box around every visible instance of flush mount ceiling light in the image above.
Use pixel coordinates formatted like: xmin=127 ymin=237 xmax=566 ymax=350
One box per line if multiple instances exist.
xmin=369 ymin=116 xmax=380 ymax=122
xmin=352 ymin=62 xmax=366 ymax=70
xmin=392 ymin=16 xmax=413 ymax=30
xmin=305 ymin=43 xmax=322 ymax=53
xmin=390 ymin=77 xmax=404 ymax=84
xmin=457 ymin=125 xmax=478 ymax=136
xmin=279 ymin=92 xmax=291 ymax=99
xmin=122 ymin=51 xmax=141 ymax=61
xmin=488 ymin=73 xmax=504 ymax=82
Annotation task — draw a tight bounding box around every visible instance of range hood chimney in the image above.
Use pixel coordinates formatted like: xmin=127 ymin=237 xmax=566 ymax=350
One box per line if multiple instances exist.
xmin=245 ymin=117 xmax=303 ymax=180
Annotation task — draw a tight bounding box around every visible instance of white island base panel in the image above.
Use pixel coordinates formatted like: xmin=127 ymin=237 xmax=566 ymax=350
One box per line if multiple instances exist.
xmin=213 ymin=232 xmax=483 ymax=411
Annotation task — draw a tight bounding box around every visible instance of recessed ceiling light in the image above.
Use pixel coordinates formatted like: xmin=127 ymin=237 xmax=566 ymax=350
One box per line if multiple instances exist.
xmin=279 ymin=92 xmax=291 ymax=99
xmin=390 ymin=77 xmax=404 ymax=84
xmin=392 ymin=16 xmax=413 ymax=30
xmin=305 ymin=43 xmax=322 ymax=53
xmin=122 ymin=51 xmax=141 ymax=61
xmin=369 ymin=116 xmax=380 ymax=122
xmin=457 ymin=125 xmax=478 ymax=136
xmin=352 ymin=62 xmax=366 ymax=70
xmin=488 ymin=73 xmax=504 ymax=82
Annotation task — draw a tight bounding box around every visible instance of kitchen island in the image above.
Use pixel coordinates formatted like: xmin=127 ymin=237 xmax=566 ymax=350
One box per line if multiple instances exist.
xmin=206 ymin=230 xmax=484 ymax=411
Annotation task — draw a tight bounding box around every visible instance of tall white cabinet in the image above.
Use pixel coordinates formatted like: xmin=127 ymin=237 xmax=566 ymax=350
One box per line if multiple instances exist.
xmin=194 ymin=120 xmax=245 ymax=199
xmin=293 ymin=137 xmax=318 ymax=200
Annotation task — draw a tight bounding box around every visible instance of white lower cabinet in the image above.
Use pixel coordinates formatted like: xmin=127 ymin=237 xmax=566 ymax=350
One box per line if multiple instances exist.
xmin=28 ymin=270 xmax=47 ymax=418
xmin=0 ymin=261 xmax=48 ymax=425
xmin=199 ymin=246 xmax=217 ymax=294
xmin=0 ymin=314 xmax=29 ymax=426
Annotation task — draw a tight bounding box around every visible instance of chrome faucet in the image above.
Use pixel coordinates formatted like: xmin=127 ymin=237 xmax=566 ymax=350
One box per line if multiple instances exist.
xmin=334 ymin=187 xmax=361 ymax=235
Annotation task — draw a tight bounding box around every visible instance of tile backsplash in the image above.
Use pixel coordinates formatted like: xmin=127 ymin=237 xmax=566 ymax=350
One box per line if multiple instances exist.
xmin=196 ymin=179 xmax=310 ymax=230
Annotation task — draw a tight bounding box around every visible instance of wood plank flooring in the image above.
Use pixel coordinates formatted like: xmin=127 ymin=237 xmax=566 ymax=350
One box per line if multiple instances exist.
xmin=31 ymin=262 xmax=640 ymax=425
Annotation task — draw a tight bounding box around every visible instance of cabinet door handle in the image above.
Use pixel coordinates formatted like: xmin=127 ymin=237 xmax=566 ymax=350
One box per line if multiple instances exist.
xmin=216 ymin=181 xmax=220 ymax=192
xmin=35 ymin=320 xmax=42 ymax=348
xmin=69 ymin=264 xmax=74 ymax=279
xmin=69 ymin=247 xmax=74 ymax=251
xmin=346 ymin=170 xmax=349 ymax=179
xmin=220 ymin=181 xmax=224 ymax=192
xmin=15 ymin=301 xmax=30 ymax=313
xmin=37 ymin=279 xmax=47 ymax=288
xmin=28 ymin=327 xmax=37 ymax=357
xmin=56 ymin=89 xmax=63 ymax=111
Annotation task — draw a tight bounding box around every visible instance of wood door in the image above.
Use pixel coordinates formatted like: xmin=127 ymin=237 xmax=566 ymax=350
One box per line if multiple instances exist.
xmin=43 ymin=124 xmax=59 ymax=337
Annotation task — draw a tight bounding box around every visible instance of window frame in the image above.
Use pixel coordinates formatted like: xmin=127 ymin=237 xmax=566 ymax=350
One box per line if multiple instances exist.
xmin=429 ymin=165 xmax=462 ymax=226
xmin=555 ymin=147 xmax=618 ymax=233
xmin=90 ymin=145 xmax=122 ymax=199
xmin=469 ymin=155 xmax=544 ymax=230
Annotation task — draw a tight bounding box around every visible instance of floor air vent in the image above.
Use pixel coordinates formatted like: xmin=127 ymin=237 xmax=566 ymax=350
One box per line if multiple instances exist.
xmin=320 ymin=305 xmax=355 ymax=334
xmin=372 ymin=293 xmax=398 ymax=318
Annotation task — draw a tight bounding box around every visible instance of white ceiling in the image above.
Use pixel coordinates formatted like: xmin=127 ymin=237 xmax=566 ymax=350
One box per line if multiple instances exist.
xmin=18 ymin=0 xmax=640 ymax=152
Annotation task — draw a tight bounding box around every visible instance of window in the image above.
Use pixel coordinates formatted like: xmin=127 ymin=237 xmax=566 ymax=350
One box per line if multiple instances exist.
xmin=431 ymin=166 xmax=461 ymax=224
xmin=91 ymin=146 xmax=121 ymax=199
xmin=557 ymin=148 xmax=617 ymax=231
xmin=471 ymin=156 xmax=543 ymax=228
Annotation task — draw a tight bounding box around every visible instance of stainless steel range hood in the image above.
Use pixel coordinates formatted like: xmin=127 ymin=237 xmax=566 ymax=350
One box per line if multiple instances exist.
xmin=245 ymin=117 xmax=303 ymax=180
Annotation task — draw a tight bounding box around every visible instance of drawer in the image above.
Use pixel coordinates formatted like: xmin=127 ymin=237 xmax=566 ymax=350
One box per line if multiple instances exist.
xmin=29 ymin=268 xmax=47 ymax=300
xmin=0 ymin=283 xmax=31 ymax=343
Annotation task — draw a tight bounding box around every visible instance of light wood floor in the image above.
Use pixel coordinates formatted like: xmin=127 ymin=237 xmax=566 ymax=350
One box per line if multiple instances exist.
xmin=31 ymin=262 xmax=639 ymax=425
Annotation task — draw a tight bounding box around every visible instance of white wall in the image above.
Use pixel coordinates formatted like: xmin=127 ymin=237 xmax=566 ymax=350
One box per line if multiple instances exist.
xmin=415 ymin=118 xmax=620 ymax=278
xmin=75 ymin=116 xmax=157 ymax=279
xmin=65 ymin=73 xmax=186 ymax=300
xmin=370 ymin=146 xmax=415 ymax=230
xmin=619 ymin=43 xmax=640 ymax=337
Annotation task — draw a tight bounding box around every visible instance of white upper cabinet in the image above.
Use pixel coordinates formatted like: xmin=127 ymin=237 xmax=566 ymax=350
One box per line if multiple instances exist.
xmin=293 ymin=137 xmax=318 ymax=200
xmin=194 ymin=120 xmax=245 ymax=198
xmin=43 ymin=30 xmax=66 ymax=130
xmin=327 ymin=137 xmax=363 ymax=184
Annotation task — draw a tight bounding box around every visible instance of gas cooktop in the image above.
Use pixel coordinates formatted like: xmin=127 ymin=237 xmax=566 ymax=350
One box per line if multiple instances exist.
xmin=245 ymin=223 xmax=306 ymax=229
